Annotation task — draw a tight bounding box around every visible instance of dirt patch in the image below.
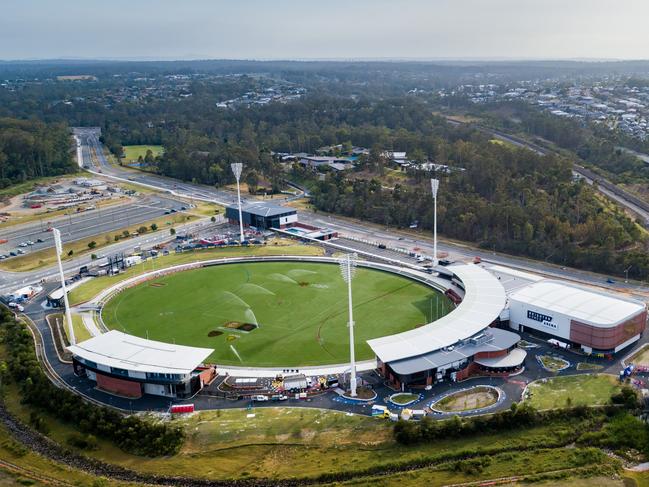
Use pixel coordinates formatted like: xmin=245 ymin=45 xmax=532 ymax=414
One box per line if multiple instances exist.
xmin=435 ymin=387 xmax=499 ymax=412
xmin=298 ymin=281 xmax=309 ymax=287
xmin=223 ymin=321 xmax=257 ymax=332
xmin=207 ymin=330 xmax=223 ymax=337
xmin=149 ymin=282 xmax=166 ymax=288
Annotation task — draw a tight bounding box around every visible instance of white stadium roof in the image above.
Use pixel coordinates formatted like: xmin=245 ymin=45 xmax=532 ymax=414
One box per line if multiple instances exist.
xmin=67 ymin=330 xmax=214 ymax=375
xmin=367 ymin=263 xmax=507 ymax=363
xmin=509 ymin=280 xmax=646 ymax=328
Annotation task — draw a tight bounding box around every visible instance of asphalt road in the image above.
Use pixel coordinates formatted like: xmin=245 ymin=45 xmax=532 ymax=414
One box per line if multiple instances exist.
xmin=0 ymin=195 xmax=181 ymax=256
xmin=4 ymin=128 xmax=649 ymax=301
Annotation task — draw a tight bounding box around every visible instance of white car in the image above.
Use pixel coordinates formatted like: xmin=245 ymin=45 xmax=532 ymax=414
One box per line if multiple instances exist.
xmin=26 ymin=240 xmax=34 ymax=245
xmin=7 ymin=302 xmax=24 ymax=312
xmin=253 ymin=395 xmax=269 ymax=402
xmin=18 ymin=242 xmax=27 ymax=247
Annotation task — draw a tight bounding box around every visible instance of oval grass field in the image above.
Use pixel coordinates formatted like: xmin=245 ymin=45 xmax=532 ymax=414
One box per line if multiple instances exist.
xmin=101 ymin=261 xmax=453 ymax=367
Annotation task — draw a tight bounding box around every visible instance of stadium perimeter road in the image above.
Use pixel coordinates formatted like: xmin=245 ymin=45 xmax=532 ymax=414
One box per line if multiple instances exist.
xmin=0 ymin=195 xmax=181 ymax=256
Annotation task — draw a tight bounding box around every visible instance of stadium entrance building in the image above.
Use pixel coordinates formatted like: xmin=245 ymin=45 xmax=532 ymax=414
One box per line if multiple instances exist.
xmin=368 ymin=264 xmax=525 ymax=389
xmin=225 ymin=202 xmax=297 ymax=230
xmin=506 ymin=280 xmax=647 ymax=354
xmin=68 ymin=331 xmax=216 ymax=399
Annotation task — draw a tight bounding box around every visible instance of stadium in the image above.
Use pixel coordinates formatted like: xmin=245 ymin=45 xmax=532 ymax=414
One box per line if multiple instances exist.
xmin=67 ymin=255 xmax=535 ymax=399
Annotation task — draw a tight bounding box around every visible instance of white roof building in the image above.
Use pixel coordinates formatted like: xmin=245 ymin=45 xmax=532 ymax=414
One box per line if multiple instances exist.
xmin=509 ymin=280 xmax=646 ymax=328
xmin=367 ymin=264 xmax=507 ymax=363
xmin=67 ymin=330 xmax=213 ymax=375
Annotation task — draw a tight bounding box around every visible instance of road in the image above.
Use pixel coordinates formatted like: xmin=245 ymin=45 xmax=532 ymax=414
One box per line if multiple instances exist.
xmin=3 ymin=128 xmax=649 ymax=300
xmin=0 ymin=195 xmax=181 ymax=256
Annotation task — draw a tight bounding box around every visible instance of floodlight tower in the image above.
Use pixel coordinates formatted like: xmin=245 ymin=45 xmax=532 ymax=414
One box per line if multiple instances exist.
xmin=231 ymin=163 xmax=245 ymax=243
xmin=431 ymin=178 xmax=440 ymax=267
xmin=53 ymin=228 xmax=75 ymax=345
xmin=340 ymin=253 xmax=358 ymax=397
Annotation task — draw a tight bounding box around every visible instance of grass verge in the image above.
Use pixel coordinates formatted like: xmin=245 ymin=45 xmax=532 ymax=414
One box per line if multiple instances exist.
xmin=525 ymin=374 xmax=621 ymax=410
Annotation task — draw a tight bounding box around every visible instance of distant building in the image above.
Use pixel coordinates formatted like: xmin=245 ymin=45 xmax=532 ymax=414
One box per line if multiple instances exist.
xmin=225 ymin=202 xmax=298 ymax=230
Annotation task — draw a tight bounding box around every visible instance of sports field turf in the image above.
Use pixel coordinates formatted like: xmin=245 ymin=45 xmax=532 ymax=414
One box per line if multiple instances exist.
xmin=122 ymin=145 xmax=164 ymax=163
xmin=102 ymin=261 xmax=453 ymax=366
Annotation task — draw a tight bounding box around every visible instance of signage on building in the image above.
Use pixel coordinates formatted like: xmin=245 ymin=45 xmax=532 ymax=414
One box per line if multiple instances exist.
xmin=527 ymin=310 xmax=557 ymax=329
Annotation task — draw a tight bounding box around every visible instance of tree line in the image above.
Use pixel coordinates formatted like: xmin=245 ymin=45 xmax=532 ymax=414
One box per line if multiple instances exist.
xmin=0 ymin=118 xmax=76 ymax=188
xmin=0 ymin=309 xmax=184 ymax=456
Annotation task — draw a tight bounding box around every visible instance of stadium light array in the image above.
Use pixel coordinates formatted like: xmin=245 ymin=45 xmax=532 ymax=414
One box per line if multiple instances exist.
xmin=53 ymin=228 xmax=75 ymax=345
xmin=339 ymin=253 xmax=358 ymax=397
xmin=431 ymin=178 xmax=440 ymax=267
xmin=231 ymin=162 xmax=245 ymax=244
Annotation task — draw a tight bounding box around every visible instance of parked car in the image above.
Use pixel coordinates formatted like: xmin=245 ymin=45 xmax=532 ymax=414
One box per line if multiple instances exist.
xmin=253 ymin=395 xmax=269 ymax=402
xmin=16 ymin=249 xmax=26 ymax=255
xmin=18 ymin=242 xmax=27 ymax=247
xmin=9 ymin=251 xmax=17 ymax=257
xmin=26 ymin=240 xmax=34 ymax=245
xmin=36 ymin=238 xmax=44 ymax=243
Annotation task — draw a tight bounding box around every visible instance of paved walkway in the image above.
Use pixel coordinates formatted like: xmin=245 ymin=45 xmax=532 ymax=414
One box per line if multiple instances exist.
xmin=80 ymin=312 xmax=102 ymax=337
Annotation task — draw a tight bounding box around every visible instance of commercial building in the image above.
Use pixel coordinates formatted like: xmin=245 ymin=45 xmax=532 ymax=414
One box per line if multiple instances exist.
xmin=369 ymin=264 xmax=524 ymax=388
xmin=507 ymin=280 xmax=647 ymax=354
xmin=225 ymin=202 xmax=297 ymax=231
xmin=68 ymin=330 xmax=216 ymax=399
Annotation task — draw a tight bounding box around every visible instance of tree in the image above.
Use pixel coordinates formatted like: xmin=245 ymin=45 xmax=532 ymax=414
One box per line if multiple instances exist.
xmin=246 ymin=170 xmax=259 ymax=194
xmin=210 ymin=216 xmax=216 ymax=223
xmin=87 ymin=241 xmax=97 ymax=249
xmin=150 ymin=223 xmax=158 ymax=231
xmin=67 ymin=250 xmax=74 ymax=257
xmin=170 ymin=228 xmax=176 ymax=236
xmin=144 ymin=149 xmax=154 ymax=164
xmin=137 ymin=226 xmax=148 ymax=234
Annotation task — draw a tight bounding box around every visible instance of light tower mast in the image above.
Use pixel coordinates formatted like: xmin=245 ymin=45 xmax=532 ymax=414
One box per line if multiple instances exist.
xmin=231 ymin=163 xmax=245 ymax=244
xmin=431 ymin=178 xmax=440 ymax=267
xmin=53 ymin=228 xmax=75 ymax=345
xmin=339 ymin=253 xmax=358 ymax=397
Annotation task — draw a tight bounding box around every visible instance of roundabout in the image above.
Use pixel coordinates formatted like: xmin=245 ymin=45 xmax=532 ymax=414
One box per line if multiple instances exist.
xmin=98 ymin=257 xmax=454 ymax=368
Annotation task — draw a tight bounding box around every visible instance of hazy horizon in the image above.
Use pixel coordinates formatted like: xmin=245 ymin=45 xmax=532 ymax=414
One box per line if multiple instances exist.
xmin=1 ymin=0 xmax=649 ymax=61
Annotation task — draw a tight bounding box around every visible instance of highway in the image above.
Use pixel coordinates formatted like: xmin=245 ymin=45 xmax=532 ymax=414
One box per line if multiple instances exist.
xmin=2 ymin=129 xmax=649 ymax=299
xmin=0 ymin=195 xmax=180 ymax=256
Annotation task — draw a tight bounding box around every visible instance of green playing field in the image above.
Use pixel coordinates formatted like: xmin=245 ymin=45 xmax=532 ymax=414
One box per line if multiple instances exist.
xmin=101 ymin=261 xmax=453 ymax=366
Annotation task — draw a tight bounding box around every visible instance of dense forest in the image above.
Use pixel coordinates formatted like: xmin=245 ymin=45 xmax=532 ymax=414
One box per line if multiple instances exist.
xmin=309 ymin=139 xmax=649 ymax=279
xmin=0 ymin=118 xmax=75 ymax=188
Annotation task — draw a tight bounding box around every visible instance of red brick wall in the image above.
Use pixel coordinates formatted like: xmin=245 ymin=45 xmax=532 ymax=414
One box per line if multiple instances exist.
xmin=570 ymin=310 xmax=647 ymax=350
xmin=96 ymin=373 xmax=143 ymax=398
xmin=474 ymin=349 xmax=509 ymax=360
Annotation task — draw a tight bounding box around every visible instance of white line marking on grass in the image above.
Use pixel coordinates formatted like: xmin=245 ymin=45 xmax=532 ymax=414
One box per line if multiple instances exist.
xmin=230 ymin=345 xmax=243 ymax=363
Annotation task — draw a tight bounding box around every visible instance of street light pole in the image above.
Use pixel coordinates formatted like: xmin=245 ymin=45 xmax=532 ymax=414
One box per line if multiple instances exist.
xmin=231 ymin=163 xmax=245 ymax=243
xmin=625 ymin=265 xmax=632 ymax=283
xmin=340 ymin=253 xmax=358 ymax=397
xmin=430 ymin=178 xmax=440 ymax=267
xmin=53 ymin=228 xmax=75 ymax=345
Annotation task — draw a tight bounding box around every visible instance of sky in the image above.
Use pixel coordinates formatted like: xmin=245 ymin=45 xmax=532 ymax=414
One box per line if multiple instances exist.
xmin=1 ymin=0 xmax=648 ymax=61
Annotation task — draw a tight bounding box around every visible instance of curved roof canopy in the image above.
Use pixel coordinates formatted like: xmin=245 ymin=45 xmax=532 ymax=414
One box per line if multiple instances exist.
xmin=367 ymin=264 xmax=506 ymax=363
xmin=68 ymin=330 xmax=213 ymax=375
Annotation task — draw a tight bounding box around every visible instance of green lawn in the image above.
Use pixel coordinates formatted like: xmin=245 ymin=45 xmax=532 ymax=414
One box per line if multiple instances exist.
xmin=102 ymin=261 xmax=452 ymax=366
xmin=122 ymin=145 xmax=164 ymax=163
xmin=525 ymin=374 xmax=621 ymax=410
